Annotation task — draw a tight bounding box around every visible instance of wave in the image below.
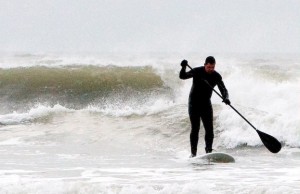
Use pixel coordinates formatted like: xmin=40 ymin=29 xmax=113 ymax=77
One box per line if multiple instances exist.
xmin=0 ymin=65 xmax=173 ymax=112
xmin=0 ymin=97 xmax=177 ymax=125
xmin=1 ymin=55 xmax=299 ymax=149
xmin=0 ymin=102 xmax=298 ymax=149
xmin=0 ymin=104 xmax=73 ymax=125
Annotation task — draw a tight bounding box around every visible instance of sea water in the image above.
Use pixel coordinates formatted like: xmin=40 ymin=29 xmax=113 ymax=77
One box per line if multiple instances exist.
xmin=0 ymin=53 xmax=299 ymax=193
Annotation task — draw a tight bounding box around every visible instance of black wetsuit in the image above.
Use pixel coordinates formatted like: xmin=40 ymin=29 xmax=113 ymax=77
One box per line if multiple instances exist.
xmin=179 ymin=66 xmax=229 ymax=155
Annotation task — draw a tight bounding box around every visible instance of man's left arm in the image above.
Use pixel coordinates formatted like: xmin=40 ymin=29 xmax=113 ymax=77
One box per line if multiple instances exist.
xmin=217 ymin=79 xmax=230 ymax=105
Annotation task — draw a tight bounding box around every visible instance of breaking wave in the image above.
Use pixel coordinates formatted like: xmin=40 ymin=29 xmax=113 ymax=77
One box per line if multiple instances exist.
xmin=0 ymin=65 xmax=174 ymax=112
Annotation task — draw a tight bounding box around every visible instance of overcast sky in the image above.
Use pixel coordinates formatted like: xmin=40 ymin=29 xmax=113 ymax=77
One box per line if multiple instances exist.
xmin=0 ymin=0 xmax=299 ymax=54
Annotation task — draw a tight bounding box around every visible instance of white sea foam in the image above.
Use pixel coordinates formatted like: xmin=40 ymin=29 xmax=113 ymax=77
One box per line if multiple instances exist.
xmin=85 ymin=98 xmax=176 ymax=117
xmin=0 ymin=180 xmax=216 ymax=194
xmin=0 ymin=104 xmax=74 ymax=125
xmin=212 ymin=60 xmax=300 ymax=147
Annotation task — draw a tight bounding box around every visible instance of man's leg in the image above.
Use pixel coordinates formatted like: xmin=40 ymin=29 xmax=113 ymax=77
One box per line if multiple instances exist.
xmin=189 ymin=114 xmax=201 ymax=156
xmin=201 ymin=105 xmax=214 ymax=153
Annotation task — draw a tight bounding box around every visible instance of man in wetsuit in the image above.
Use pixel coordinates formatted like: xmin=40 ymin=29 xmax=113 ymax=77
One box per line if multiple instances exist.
xmin=179 ymin=56 xmax=231 ymax=157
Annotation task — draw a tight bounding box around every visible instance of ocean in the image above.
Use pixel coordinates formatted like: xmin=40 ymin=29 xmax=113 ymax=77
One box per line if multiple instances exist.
xmin=0 ymin=53 xmax=299 ymax=193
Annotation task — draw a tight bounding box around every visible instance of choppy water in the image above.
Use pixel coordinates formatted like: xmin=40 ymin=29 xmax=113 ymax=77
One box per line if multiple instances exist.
xmin=0 ymin=53 xmax=299 ymax=193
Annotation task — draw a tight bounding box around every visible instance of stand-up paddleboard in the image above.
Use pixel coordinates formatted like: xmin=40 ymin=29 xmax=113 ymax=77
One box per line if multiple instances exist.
xmin=195 ymin=152 xmax=235 ymax=163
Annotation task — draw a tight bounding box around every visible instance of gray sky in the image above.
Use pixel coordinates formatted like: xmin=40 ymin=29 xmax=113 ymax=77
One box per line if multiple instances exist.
xmin=0 ymin=0 xmax=299 ymax=54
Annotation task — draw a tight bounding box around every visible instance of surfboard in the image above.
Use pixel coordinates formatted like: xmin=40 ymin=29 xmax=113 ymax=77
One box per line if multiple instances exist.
xmin=195 ymin=152 xmax=235 ymax=163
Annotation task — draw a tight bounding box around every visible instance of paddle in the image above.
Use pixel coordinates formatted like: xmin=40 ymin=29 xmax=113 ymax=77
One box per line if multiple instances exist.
xmin=186 ymin=64 xmax=282 ymax=153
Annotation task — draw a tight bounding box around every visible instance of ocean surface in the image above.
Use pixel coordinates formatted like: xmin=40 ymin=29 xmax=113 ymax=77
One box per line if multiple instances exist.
xmin=0 ymin=53 xmax=299 ymax=193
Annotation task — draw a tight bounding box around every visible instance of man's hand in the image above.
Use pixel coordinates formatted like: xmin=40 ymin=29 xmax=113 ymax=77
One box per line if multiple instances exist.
xmin=223 ymin=98 xmax=231 ymax=105
xmin=181 ymin=60 xmax=188 ymax=67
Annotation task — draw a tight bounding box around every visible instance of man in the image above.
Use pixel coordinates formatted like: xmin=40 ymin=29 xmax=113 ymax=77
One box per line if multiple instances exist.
xmin=179 ymin=56 xmax=230 ymax=157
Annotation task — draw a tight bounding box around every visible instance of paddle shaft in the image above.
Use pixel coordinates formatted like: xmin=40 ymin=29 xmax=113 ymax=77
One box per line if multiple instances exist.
xmin=186 ymin=64 xmax=258 ymax=131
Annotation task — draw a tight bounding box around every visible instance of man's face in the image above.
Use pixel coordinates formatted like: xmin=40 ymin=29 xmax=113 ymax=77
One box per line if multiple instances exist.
xmin=204 ymin=63 xmax=215 ymax=74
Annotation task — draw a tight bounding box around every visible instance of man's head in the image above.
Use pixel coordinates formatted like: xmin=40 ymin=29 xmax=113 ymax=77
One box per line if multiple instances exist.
xmin=204 ymin=56 xmax=216 ymax=74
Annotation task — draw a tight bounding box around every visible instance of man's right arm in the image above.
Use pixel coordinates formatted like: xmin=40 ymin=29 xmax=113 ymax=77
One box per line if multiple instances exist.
xmin=179 ymin=60 xmax=193 ymax=80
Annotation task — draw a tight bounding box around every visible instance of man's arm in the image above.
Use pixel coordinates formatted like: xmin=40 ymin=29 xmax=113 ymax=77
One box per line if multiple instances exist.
xmin=179 ymin=60 xmax=193 ymax=80
xmin=217 ymin=79 xmax=230 ymax=105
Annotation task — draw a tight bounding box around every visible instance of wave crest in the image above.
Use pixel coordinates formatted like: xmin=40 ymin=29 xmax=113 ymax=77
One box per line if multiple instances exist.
xmin=0 ymin=65 xmax=170 ymax=112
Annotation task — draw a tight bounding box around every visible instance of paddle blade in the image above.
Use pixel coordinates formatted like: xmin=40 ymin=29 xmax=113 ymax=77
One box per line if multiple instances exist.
xmin=256 ymin=129 xmax=281 ymax=153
